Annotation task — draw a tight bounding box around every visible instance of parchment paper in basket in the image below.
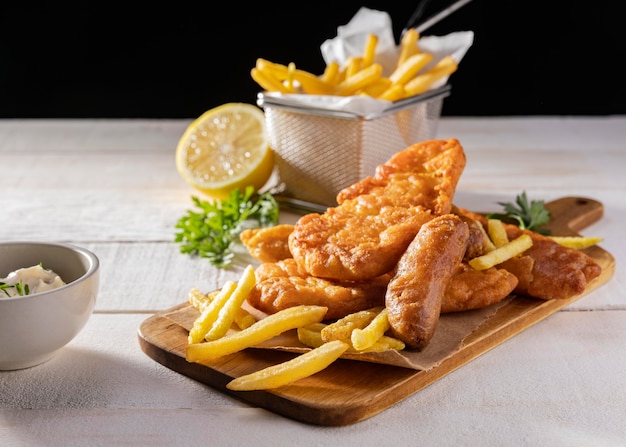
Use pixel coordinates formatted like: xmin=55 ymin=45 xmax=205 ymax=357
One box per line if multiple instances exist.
xmin=321 ymin=7 xmax=398 ymax=78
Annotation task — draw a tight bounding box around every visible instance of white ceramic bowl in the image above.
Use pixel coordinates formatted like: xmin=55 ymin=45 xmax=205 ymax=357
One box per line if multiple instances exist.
xmin=0 ymin=241 xmax=99 ymax=370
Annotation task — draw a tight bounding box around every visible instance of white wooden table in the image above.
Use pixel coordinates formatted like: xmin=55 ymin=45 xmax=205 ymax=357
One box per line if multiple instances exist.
xmin=1 ymin=117 xmax=625 ymax=446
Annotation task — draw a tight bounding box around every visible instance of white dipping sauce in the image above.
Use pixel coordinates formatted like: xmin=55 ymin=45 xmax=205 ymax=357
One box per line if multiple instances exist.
xmin=0 ymin=265 xmax=66 ymax=297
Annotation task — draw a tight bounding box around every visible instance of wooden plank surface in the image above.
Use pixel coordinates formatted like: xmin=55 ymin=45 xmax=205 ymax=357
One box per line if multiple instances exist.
xmin=138 ymin=197 xmax=615 ymax=426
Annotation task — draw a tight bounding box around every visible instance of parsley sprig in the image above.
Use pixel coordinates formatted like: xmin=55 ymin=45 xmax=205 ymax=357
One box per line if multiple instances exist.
xmin=486 ymin=191 xmax=551 ymax=234
xmin=174 ymin=186 xmax=280 ymax=268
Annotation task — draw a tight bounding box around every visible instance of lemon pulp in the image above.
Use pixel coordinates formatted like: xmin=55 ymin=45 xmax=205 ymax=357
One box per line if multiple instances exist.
xmin=176 ymin=103 xmax=274 ymax=199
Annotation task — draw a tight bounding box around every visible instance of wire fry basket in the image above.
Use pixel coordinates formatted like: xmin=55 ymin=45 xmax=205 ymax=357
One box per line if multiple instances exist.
xmin=257 ymin=85 xmax=450 ymax=207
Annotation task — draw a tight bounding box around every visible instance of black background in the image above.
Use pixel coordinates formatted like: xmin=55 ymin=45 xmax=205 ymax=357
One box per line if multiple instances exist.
xmin=1 ymin=1 xmax=624 ymax=118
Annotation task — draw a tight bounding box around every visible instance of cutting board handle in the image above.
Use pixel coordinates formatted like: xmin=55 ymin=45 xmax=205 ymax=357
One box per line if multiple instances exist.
xmin=544 ymin=196 xmax=604 ymax=235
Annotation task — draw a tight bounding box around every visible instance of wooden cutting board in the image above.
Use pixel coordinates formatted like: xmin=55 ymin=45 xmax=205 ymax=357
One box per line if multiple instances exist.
xmin=138 ymin=197 xmax=615 ymax=426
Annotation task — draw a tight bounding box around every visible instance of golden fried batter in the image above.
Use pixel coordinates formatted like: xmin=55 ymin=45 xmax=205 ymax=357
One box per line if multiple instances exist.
xmin=240 ymin=224 xmax=294 ymax=263
xmin=386 ymin=214 xmax=470 ymax=349
xmin=289 ymin=139 xmax=466 ymax=282
xmin=247 ymin=258 xmax=518 ymax=321
xmin=442 ymin=263 xmax=518 ymax=313
xmin=247 ymin=258 xmax=389 ymax=320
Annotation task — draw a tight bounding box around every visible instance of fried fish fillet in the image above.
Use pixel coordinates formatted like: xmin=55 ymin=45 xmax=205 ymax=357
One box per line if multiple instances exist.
xmin=442 ymin=263 xmax=518 ymax=313
xmin=459 ymin=209 xmax=602 ymax=300
xmin=240 ymin=224 xmax=295 ymax=263
xmin=288 ymin=138 xmax=467 ymax=282
xmin=239 ymin=201 xmax=514 ymax=318
xmin=247 ymin=257 xmax=520 ymax=321
xmin=247 ymin=258 xmax=389 ymax=320
xmin=386 ymin=214 xmax=470 ymax=349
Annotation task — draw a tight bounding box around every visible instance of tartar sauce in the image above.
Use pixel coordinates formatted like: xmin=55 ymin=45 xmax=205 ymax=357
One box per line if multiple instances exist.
xmin=0 ymin=265 xmax=66 ymax=297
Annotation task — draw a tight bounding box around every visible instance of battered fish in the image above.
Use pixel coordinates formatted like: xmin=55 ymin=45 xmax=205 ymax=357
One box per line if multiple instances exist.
xmin=246 ymin=257 xmax=519 ymax=321
xmin=442 ymin=263 xmax=518 ymax=313
xmin=247 ymin=258 xmax=389 ymax=320
xmin=459 ymin=209 xmax=602 ymax=300
xmin=386 ymin=214 xmax=470 ymax=349
xmin=289 ymin=138 xmax=467 ymax=282
xmin=240 ymin=224 xmax=294 ymax=263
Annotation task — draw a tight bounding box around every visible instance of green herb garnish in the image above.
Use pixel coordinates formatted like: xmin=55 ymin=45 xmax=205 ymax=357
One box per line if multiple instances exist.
xmin=486 ymin=191 xmax=551 ymax=234
xmin=174 ymin=186 xmax=280 ymax=268
xmin=0 ymin=279 xmax=30 ymax=297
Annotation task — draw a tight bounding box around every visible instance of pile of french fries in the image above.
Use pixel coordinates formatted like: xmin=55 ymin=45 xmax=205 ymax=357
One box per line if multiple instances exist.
xmin=185 ymin=264 xmax=405 ymax=391
xmin=185 ymin=221 xmax=602 ymax=391
xmin=250 ymin=29 xmax=457 ymax=101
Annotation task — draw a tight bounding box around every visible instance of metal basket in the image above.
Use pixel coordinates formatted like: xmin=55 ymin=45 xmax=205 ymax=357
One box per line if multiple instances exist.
xmin=257 ymin=85 xmax=450 ymax=207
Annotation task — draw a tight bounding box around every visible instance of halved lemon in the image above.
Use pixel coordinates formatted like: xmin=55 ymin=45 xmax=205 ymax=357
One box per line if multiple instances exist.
xmin=176 ymin=103 xmax=274 ymax=199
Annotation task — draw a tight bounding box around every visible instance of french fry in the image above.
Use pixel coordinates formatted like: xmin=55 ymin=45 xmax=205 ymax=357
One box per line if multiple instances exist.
xmin=404 ymin=55 xmax=458 ymax=97
xmin=186 ymin=305 xmax=328 ymax=362
xmin=487 ymin=219 xmax=509 ymax=248
xmin=255 ymin=58 xmax=288 ymax=78
xmin=549 ymin=236 xmax=604 ymax=249
xmin=250 ymin=67 xmax=290 ymax=94
xmin=469 ymin=234 xmax=533 ymax=271
xmin=301 ymin=322 xmax=405 ymax=353
xmin=388 ymin=53 xmax=433 ymax=86
xmin=226 ymin=340 xmax=350 ymax=391
xmin=321 ymin=306 xmax=381 ymax=343
xmin=334 ymin=64 xmax=348 ymax=85
xmin=320 ymin=60 xmax=340 ymax=86
xmin=297 ymin=323 xmax=327 ymax=348
xmin=234 ymin=308 xmax=256 ymax=330
xmin=351 ymin=308 xmax=391 ymax=351
xmin=292 ymin=69 xmax=335 ymax=95
xmin=377 ymin=84 xmax=406 ymax=101
xmin=256 ymin=58 xmax=333 ymax=95
xmin=189 ymin=288 xmax=255 ymax=331
xmin=335 ymin=63 xmax=383 ymax=96
xmin=364 ymin=335 xmax=405 ymax=352
xmin=432 ymin=55 xmax=458 ymax=72
xmin=187 ymin=281 xmax=237 ymax=344
xmin=188 ymin=287 xmax=213 ymax=310
xmin=397 ymin=28 xmax=420 ymax=66
xmin=204 ymin=265 xmax=257 ymax=341
xmin=361 ymin=33 xmax=378 ymax=68
xmin=286 ymin=62 xmax=296 ymax=92
xmin=361 ymin=78 xmax=392 ymax=97
xmin=344 ymin=56 xmax=363 ymax=78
